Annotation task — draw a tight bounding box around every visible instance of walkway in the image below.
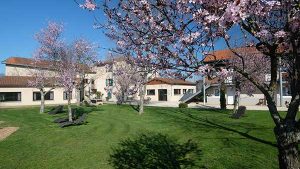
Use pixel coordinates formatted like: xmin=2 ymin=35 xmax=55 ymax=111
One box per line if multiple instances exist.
xmin=145 ymin=101 xmax=289 ymax=111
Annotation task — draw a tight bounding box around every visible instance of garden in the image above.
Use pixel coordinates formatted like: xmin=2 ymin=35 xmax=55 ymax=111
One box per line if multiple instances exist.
xmin=0 ymin=104 xmax=279 ymax=169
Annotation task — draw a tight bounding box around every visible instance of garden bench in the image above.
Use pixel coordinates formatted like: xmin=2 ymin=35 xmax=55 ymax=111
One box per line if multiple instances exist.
xmin=53 ymin=117 xmax=69 ymax=123
xmin=48 ymin=105 xmax=63 ymax=115
xmin=53 ymin=108 xmax=77 ymax=123
xmin=231 ymin=106 xmax=246 ymax=119
xmin=59 ymin=113 xmax=88 ymax=128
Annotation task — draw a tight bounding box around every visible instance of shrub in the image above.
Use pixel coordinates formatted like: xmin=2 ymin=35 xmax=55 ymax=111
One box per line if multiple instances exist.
xmin=109 ymin=133 xmax=201 ymax=169
xmin=179 ymin=103 xmax=188 ymax=108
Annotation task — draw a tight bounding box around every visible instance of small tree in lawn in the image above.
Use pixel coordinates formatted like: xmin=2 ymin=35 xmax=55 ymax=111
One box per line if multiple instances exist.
xmin=57 ymin=39 xmax=96 ymax=122
xmin=57 ymin=49 xmax=78 ymax=122
xmin=73 ymin=38 xmax=98 ymax=106
xmin=112 ymin=60 xmax=145 ymax=105
xmin=230 ymin=48 xmax=271 ymax=115
xmin=28 ymin=22 xmax=63 ymax=113
xmin=28 ymin=55 xmax=56 ymax=114
xmin=35 ymin=21 xmax=97 ymax=121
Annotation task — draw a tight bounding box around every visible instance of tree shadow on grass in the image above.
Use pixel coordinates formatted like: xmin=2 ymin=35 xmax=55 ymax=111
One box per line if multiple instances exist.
xmin=160 ymin=109 xmax=277 ymax=148
xmin=109 ymin=132 xmax=204 ymax=169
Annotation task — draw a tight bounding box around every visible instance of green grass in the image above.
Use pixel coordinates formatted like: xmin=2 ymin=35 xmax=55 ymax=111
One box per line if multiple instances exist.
xmin=0 ymin=104 xmax=279 ymax=169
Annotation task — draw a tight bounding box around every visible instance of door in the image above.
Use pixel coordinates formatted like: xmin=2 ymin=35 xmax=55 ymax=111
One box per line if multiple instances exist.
xmin=227 ymin=88 xmax=234 ymax=105
xmin=158 ymin=89 xmax=167 ymax=101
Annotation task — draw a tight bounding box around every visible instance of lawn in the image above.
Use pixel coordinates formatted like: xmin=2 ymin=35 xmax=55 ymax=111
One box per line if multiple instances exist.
xmin=0 ymin=104 xmax=278 ymax=169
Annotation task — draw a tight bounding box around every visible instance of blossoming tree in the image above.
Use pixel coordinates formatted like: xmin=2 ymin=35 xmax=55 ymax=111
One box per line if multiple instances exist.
xmin=111 ymin=61 xmax=142 ymax=104
xmin=27 ymin=55 xmax=57 ymax=114
xmin=31 ymin=21 xmax=97 ymax=121
xmin=73 ymin=38 xmax=98 ymax=106
xmin=79 ymin=0 xmax=300 ymax=168
xmin=28 ymin=22 xmax=63 ymax=114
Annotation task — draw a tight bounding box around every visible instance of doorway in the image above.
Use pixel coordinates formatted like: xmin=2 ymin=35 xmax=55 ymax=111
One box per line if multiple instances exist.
xmin=158 ymin=89 xmax=167 ymax=101
xmin=227 ymin=88 xmax=234 ymax=105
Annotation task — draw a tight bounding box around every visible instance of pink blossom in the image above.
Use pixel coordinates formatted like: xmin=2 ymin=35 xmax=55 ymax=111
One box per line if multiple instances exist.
xmin=274 ymin=31 xmax=287 ymax=38
xmin=80 ymin=0 xmax=96 ymax=11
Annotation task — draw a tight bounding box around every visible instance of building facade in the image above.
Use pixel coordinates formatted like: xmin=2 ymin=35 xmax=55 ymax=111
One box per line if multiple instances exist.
xmin=0 ymin=57 xmax=196 ymax=107
xmin=203 ymin=48 xmax=292 ymax=106
xmin=0 ymin=57 xmax=85 ymax=106
xmin=145 ymin=78 xmax=197 ymax=102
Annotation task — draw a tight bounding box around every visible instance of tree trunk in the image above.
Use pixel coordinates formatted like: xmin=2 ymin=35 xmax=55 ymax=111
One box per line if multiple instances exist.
xmin=139 ymin=72 xmax=148 ymax=115
xmin=40 ymin=90 xmax=45 ymax=114
xmin=274 ymin=123 xmax=300 ymax=169
xmin=232 ymin=91 xmax=240 ymax=114
xmin=68 ymin=91 xmax=73 ymax=122
xmin=220 ymin=81 xmax=227 ymax=110
xmin=76 ymin=88 xmax=81 ymax=106
xmin=232 ymin=80 xmax=241 ymax=114
xmin=122 ymin=91 xmax=125 ymax=104
xmin=139 ymin=84 xmax=145 ymax=115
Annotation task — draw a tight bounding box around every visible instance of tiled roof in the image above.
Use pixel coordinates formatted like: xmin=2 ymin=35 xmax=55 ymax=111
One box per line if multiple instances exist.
xmin=203 ymin=47 xmax=259 ymax=62
xmin=4 ymin=57 xmax=51 ymax=68
xmin=0 ymin=76 xmax=54 ymax=87
xmin=146 ymin=77 xmax=196 ymax=86
xmin=3 ymin=57 xmax=95 ymax=73
xmin=0 ymin=76 xmax=85 ymax=88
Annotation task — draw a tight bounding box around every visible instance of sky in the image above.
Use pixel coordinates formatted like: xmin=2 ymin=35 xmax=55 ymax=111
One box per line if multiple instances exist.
xmin=0 ymin=0 xmax=240 ymax=81
xmin=0 ymin=0 xmax=115 ymax=74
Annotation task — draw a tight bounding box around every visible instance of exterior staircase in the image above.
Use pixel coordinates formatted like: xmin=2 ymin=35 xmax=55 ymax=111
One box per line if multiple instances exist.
xmin=180 ymin=84 xmax=211 ymax=103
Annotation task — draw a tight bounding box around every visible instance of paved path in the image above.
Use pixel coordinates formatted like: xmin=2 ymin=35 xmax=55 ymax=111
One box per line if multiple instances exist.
xmin=0 ymin=127 xmax=19 ymax=141
xmin=145 ymin=101 xmax=289 ymax=111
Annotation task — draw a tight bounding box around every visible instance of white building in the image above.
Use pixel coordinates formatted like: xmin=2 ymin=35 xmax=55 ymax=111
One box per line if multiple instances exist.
xmin=203 ymin=48 xmax=292 ymax=106
xmin=0 ymin=57 xmax=91 ymax=106
xmin=0 ymin=57 xmax=197 ymax=107
xmin=145 ymin=78 xmax=196 ymax=102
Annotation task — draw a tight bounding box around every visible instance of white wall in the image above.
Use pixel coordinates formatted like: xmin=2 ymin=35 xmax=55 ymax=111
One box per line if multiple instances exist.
xmin=145 ymin=84 xmax=196 ymax=102
xmin=206 ymin=86 xmax=292 ymax=106
xmin=5 ymin=65 xmax=56 ymax=77
xmin=0 ymin=87 xmax=77 ymax=107
xmin=92 ymin=66 xmax=117 ymax=101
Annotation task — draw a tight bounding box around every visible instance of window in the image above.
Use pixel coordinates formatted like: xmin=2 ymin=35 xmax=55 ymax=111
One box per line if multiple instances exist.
xmin=91 ymin=79 xmax=95 ymax=85
xmin=265 ymin=74 xmax=271 ymax=82
xmin=214 ymin=89 xmax=220 ymax=96
xmin=106 ymin=79 xmax=113 ymax=86
xmin=107 ymin=91 xmax=112 ymax=99
xmin=84 ymin=79 xmax=89 ymax=83
xmin=63 ymin=91 xmax=72 ymax=100
xmin=147 ymin=89 xmax=155 ymax=95
xmin=183 ymin=89 xmax=187 ymax=94
xmin=174 ymin=89 xmax=181 ymax=95
xmin=187 ymin=89 xmax=194 ymax=94
xmin=33 ymin=91 xmax=54 ymax=101
xmin=283 ymin=86 xmax=291 ymax=96
xmin=0 ymin=92 xmax=21 ymax=102
xmin=225 ymin=76 xmax=233 ymax=83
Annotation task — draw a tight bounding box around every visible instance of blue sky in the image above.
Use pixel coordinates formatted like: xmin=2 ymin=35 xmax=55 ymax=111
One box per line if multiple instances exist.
xmin=0 ymin=0 xmax=115 ymax=74
xmin=0 ymin=0 xmax=240 ymax=79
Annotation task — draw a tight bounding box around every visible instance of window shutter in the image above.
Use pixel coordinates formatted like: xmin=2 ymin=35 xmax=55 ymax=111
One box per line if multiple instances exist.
xmin=50 ymin=92 xmax=54 ymax=100
xmin=33 ymin=93 xmax=36 ymax=101
xmin=17 ymin=93 xmax=21 ymax=101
